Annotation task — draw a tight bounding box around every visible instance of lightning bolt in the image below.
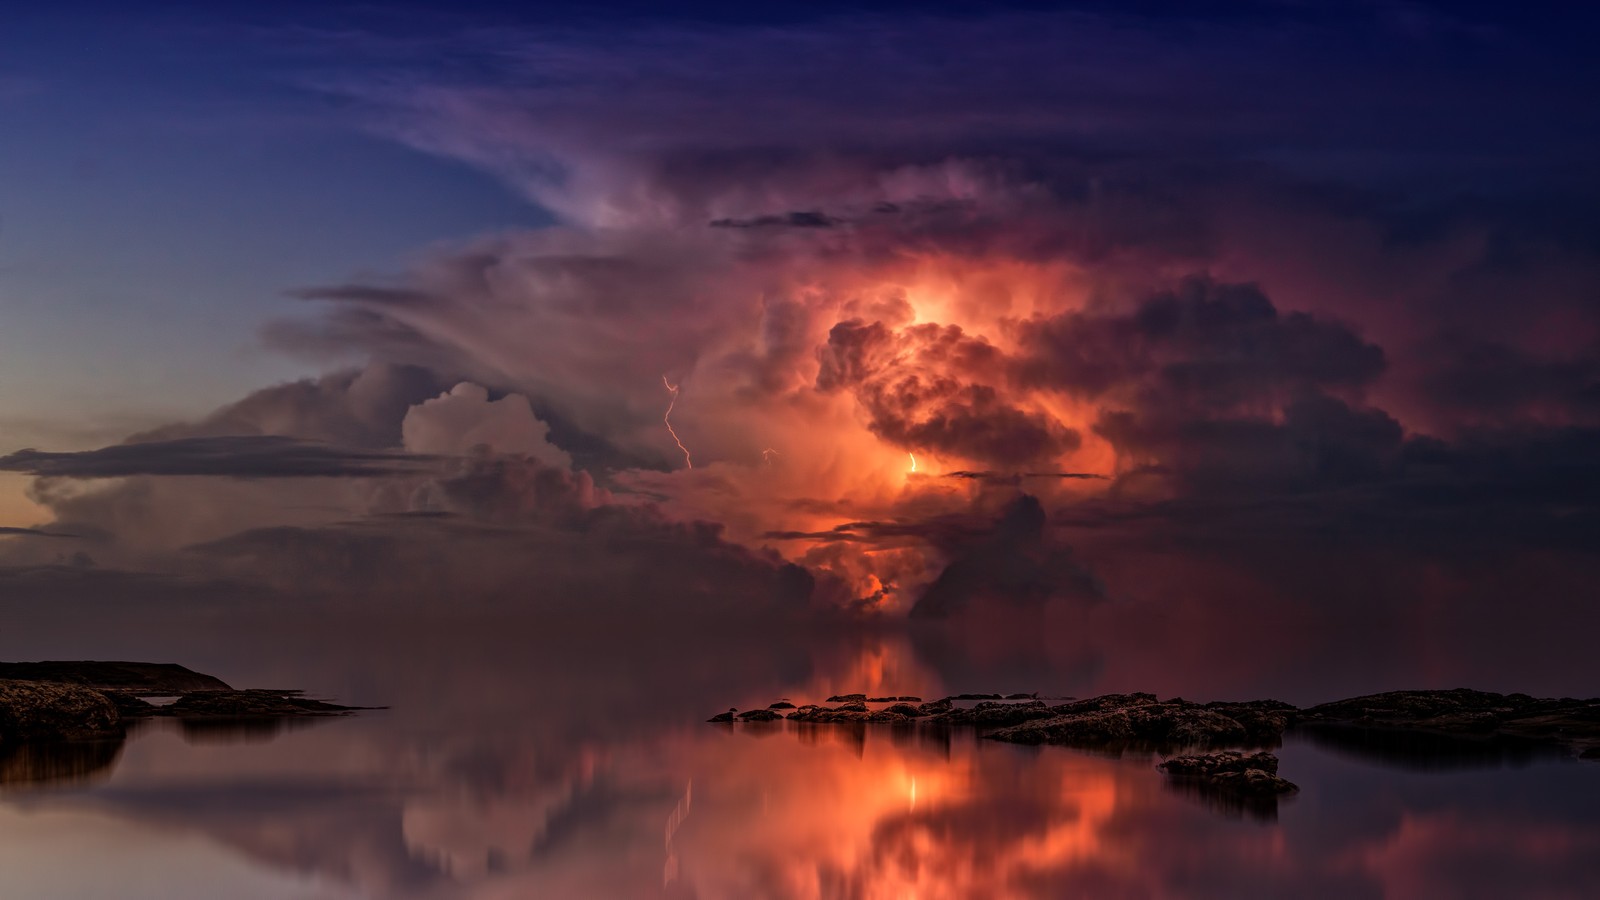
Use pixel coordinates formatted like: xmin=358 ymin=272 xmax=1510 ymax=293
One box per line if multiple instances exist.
xmin=662 ymin=375 xmax=693 ymax=469
xmin=908 ymin=452 xmax=918 ymax=473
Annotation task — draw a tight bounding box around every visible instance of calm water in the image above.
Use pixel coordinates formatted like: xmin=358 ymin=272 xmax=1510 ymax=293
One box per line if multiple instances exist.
xmin=3 ymin=600 xmax=1600 ymax=899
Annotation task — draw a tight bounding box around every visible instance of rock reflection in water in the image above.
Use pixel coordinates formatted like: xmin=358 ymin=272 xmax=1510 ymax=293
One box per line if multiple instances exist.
xmin=0 ymin=738 xmax=124 ymax=789
xmin=176 ymin=715 xmax=326 ymax=745
xmin=0 ymin=713 xmax=328 ymax=791
xmin=1297 ymin=722 xmax=1570 ymax=771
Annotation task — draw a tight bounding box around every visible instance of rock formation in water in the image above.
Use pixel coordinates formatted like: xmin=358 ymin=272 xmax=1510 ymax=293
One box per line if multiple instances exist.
xmin=705 ymin=687 xmax=1599 ymax=822
xmin=1157 ymin=750 xmax=1298 ymax=821
xmin=0 ymin=661 xmax=231 ymax=693
xmin=0 ymin=660 xmax=368 ymax=749
xmin=1299 ymin=689 xmax=1600 ymax=758
xmin=0 ymin=680 xmax=124 ymax=744
xmin=986 ymin=695 xmax=1295 ymax=749
xmin=714 ymin=688 xmax=1600 ymax=764
xmin=1158 ymin=750 xmax=1298 ymax=795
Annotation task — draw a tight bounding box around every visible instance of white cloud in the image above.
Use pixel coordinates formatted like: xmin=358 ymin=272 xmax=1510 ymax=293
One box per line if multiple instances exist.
xmin=402 ymin=382 xmax=571 ymax=469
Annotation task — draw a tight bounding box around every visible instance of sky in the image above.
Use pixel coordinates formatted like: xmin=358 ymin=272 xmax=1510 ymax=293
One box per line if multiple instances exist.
xmin=1 ymin=1 xmax=1598 ymax=670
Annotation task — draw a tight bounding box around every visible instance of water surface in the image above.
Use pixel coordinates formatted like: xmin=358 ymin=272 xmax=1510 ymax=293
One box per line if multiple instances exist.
xmin=3 ymin=602 xmax=1599 ymax=899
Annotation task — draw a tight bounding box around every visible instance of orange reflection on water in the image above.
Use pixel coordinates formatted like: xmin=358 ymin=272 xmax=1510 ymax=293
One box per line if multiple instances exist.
xmin=669 ymin=721 xmax=1138 ymax=900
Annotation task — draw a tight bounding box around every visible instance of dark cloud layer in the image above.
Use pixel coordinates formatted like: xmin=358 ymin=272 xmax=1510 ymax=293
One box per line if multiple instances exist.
xmin=0 ymin=436 xmax=437 ymax=479
xmin=0 ymin=526 xmax=79 ymax=538
xmin=909 ymin=494 xmax=1102 ymax=619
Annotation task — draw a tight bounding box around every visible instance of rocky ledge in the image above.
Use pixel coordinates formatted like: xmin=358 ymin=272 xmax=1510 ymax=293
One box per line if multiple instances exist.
xmin=1156 ymin=750 xmax=1298 ymax=821
xmin=713 ymin=691 xmax=1295 ymax=749
xmin=1299 ymin=689 xmax=1600 ymax=759
xmin=1158 ymin=750 xmax=1298 ymax=796
xmin=0 ymin=660 xmax=371 ymax=751
xmin=710 ymin=688 xmax=1600 ymax=761
xmin=984 ymin=695 xmax=1294 ymax=749
xmin=0 ymin=681 xmax=123 ymax=743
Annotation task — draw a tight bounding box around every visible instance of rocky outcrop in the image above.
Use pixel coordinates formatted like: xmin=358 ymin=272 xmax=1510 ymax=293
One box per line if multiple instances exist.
xmin=984 ymin=694 xmax=1289 ymax=750
xmin=0 ymin=661 xmax=230 ymax=693
xmin=768 ymin=701 xmax=797 ymax=709
xmin=1299 ymin=689 xmax=1600 ymax=757
xmin=1158 ymin=751 xmax=1298 ymax=795
xmin=707 ymin=689 xmax=1599 ymax=761
xmin=1 ymin=661 xmax=369 ymax=747
xmin=0 ymin=680 xmax=122 ymax=743
xmin=0 ymin=660 xmax=370 ymax=790
xmin=1205 ymin=700 xmax=1297 ymax=744
xmin=930 ymin=700 xmax=1055 ymax=728
xmin=151 ymin=690 xmax=360 ymax=720
xmin=736 ymin=709 xmax=784 ymax=722
xmin=703 ymin=687 xmax=1599 ymax=828
xmin=1157 ymin=750 xmax=1298 ymax=821
xmin=786 ymin=706 xmax=911 ymax=724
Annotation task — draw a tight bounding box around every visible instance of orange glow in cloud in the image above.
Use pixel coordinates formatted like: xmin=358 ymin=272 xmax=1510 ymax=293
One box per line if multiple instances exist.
xmin=611 ymin=257 xmax=1122 ymax=608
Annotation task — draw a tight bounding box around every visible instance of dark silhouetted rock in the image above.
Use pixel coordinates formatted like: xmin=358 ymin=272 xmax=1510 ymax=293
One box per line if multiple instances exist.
xmin=884 ymin=703 xmax=927 ymax=717
xmin=917 ymin=698 xmax=953 ymax=715
xmin=152 ymin=690 xmax=360 ymax=720
xmin=932 ymin=699 xmax=1053 ymax=728
xmin=2 ymin=661 xmax=369 ymax=758
xmin=707 ymin=711 xmax=735 ymax=723
xmin=1158 ymin=751 xmax=1297 ymax=795
xmin=736 ymin=709 xmax=784 ymax=722
xmin=0 ymin=661 xmax=231 ymax=693
xmin=1005 ymin=693 xmax=1037 ymax=700
xmin=0 ymin=680 xmax=122 ymax=743
xmin=768 ymin=701 xmax=796 ymax=709
xmin=1158 ymin=751 xmax=1298 ymax=821
xmin=1205 ymin=700 xmax=1297 ymax=743
xmin=826 ymin=693 xmax=866 ymax=702
xmin=948 ymin=693 xmax=1003 ymax=701
xmin=985 ymin=694 xmax=1281 ymax=749
xmin=1301 ymin=689 xmax=1600 ymax=759
xmin=786 ymin=706 xmax=909 ymax=724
